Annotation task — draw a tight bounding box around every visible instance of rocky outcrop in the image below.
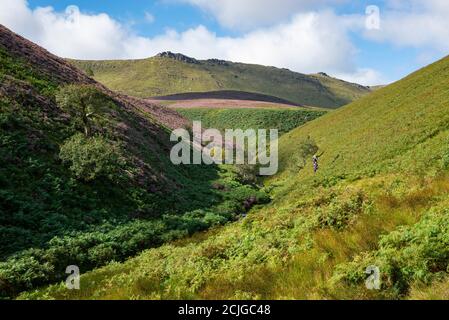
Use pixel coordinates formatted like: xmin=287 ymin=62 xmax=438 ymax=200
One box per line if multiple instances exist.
xmin=156 ymin=51 xmax=199 ymax=64
xmin=206 ymin=59 xmax=229 ymax=66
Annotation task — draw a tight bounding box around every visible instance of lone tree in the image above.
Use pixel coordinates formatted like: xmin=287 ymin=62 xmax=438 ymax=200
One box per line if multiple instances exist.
xmin=56 ymin=84 xmax=108 ymax=137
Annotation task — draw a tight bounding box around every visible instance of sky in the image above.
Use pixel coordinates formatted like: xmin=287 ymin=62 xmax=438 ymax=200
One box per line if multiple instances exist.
xmin=0 ymin=0 xmax=448 ymax=86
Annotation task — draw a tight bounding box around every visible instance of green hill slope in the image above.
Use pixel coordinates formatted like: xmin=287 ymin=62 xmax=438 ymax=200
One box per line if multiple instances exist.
xmin=70 ymin=53 xmax=371 ymax=109
xmin=29 ymin=54 xmax=449 ymax=300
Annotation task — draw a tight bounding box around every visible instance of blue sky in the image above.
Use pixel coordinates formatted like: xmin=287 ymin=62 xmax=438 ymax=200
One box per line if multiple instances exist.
xmin=27 ymin=0 xmax=220 ymax=37
xmin=2 ymin=0 xmax=449 ymax=85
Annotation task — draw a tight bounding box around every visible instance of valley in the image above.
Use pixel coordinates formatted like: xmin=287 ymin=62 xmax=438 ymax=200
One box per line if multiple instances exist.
xmin=1 ymin=18 xmax=449 ymax=302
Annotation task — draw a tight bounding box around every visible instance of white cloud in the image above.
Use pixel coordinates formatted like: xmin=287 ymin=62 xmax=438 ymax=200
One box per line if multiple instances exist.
xmin=335 ymin=68 xmax=387 ymax=87
xmin=364 ymin=0 xmax=449 ymax=52
xmin=0 ymin=0 xmax=129 ymax=59
xmin=178 ymin=0 xmax=346 ymax=30
xmin=178 ymin=0 xmax=449 ymax=54
xmin=127 ymin=11 xmax=358 ymax=76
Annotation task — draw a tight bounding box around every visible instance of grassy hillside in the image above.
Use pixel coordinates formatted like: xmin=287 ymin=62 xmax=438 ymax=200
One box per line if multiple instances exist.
xmin=176 ymin=108 xmax=326 ymax=135
xmin=71 ymin=54 xmax=371 ymax=109
xmin=27 ymin=54 xmax=449 ymax=300
xmin=0 ymin=25 xmax=272 ymax=299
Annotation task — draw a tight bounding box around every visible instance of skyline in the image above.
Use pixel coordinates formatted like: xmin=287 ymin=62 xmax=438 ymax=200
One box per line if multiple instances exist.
xmin=0 ymin=0 xmax=448 ymax=86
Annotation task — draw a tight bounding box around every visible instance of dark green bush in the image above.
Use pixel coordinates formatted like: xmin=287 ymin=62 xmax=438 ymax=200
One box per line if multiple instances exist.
xmin=316 ymin=191 xmax=367 ymax=230
xmin=59 ymin=133 xmax=127 ymax=182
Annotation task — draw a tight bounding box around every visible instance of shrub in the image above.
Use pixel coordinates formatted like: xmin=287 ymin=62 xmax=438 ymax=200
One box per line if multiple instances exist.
xmin=0 ymin=250 xmax=54 ymax=298
xmin=316 ymin=191 xmax=367 ymax=230
xmin=88 ymin=244 xmax=117 ymax=267
xmin=59 ymin=133 xmax=126 ymax=182
xmin=235 ymin=164 xmax=259 ymax=185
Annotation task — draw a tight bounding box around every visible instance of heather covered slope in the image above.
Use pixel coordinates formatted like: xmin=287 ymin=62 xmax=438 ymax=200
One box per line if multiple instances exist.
xmin=71 ymin=54 xmax=371 ymax=109
xmin=28 ymin=54 xmax=449 ymax=300
xmin=0 ymin=24 xmax=270 ymax=298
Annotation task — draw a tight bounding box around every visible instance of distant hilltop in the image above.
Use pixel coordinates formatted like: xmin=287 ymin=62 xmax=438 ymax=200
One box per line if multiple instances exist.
xmin=73 ymin=52 xmax=372 ymax=109
xmin=156 ymin=51 xmax=199 ymax=64
xmin=156 ymin=52 xmax=231 ymax=67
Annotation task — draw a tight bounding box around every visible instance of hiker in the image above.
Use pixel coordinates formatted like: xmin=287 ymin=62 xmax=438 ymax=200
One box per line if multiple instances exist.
xmin=312 ymin=151 xmax=324 ymax=173
xmin=312 ymin=155 xmax=319 ymax=173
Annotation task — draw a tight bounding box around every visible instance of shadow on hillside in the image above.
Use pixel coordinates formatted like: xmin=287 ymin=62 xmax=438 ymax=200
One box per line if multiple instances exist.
xmin=151 ymin=90 xmax=300 ymax=106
